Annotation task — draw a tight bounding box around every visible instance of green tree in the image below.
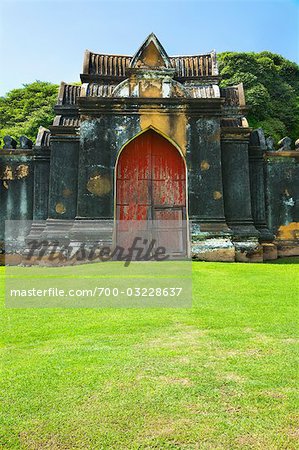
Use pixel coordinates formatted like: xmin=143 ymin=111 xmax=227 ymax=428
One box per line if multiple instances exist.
xmin=0 ymin=81 xmax=59 ymax=144
xmin=218 ymin=51 xmax=299 ymax=144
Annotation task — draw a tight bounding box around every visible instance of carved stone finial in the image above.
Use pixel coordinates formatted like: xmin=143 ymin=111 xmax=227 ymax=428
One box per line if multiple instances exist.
xmin=250 ymin=128 xmax=266 ymax=148
xmin=266 ymin=136 xmax=275 ymax=151
xmin=35 ymin=126 xmax=50 ymax=148
xmin=19 ymin=135 xmax=33 ymax=149
xmin=3 ymin=135 xmax=17 ymax=149
xmin=295 ymin=138 xmax=299 ymax=151
xmin=277 ymin=136 xmax=292 ymax=151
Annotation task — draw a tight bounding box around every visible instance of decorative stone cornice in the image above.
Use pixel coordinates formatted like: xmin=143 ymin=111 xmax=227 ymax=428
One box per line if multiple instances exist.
xmin=33 ymin=147 xmax=51 ymax=161
xmin=49 ymin=126 xmax=80 ymax=142
xmin=221 ymin=126 xmax=252 ymax=143
xmin=264 ymin=151 xmax=299 ymax=159
xmin=0 ymin=149 xmax=34 ymax=156
xmin=77 ymin=96 xmax=224 ymax=117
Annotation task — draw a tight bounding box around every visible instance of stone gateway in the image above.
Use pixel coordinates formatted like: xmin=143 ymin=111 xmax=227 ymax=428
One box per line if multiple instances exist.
xmin=1 ymin=34 xmax=298 ymax=263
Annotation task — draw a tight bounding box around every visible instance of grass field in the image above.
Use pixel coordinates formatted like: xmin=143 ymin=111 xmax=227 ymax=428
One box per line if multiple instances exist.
xmin=1 ymin=261 xmax=298 ymax=449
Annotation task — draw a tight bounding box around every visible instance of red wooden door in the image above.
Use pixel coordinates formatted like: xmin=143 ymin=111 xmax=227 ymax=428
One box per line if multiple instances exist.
xmin=116 ymin=130 xmax=187 ymax=256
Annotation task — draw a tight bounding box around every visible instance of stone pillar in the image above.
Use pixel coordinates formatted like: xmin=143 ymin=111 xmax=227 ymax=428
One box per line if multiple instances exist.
xmin=23 ymin=128 xmax=51 ymax=247
xmin=221 ymin=127 xmax=262 ymax=262
xmin=47 ymin=127 xmax=79 ymax=219
xmin=42 ymin=126 xmax=79 ymax=243
xmin=248 ymin=129 xmax=276 ymax=260
xmin=187 ymin=117 xmax=234 ymax=261
xmin=24 ymin=145 xmax=51 ymax=245
xmin=33 ymin=147 xmax=51 ymax=220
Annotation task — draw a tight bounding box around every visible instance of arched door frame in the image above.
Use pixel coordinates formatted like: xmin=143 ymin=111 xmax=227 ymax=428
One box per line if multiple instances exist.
xmin=113 ymin=126 xmax=190 ymax=255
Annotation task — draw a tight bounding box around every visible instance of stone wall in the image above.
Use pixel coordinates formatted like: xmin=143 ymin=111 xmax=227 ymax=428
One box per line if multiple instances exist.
xmin=0 ymin=131 xmax=50 ymax=263
xmin=1 ymin=128 xmax=298 ymax=264
xmin=264 ymin=137 xmax=299 ymax=257
xmin=0 ymin=137 xmax=34 ymax=258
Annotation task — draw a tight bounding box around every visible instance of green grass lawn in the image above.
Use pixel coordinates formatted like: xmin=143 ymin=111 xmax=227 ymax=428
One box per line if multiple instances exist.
xmin=1 ymin=261 xmax=298 ymax=449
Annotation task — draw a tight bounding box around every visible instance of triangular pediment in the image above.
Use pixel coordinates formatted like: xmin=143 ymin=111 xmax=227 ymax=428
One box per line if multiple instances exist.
xmin=130 ymin=33 xmax=172 ymax=69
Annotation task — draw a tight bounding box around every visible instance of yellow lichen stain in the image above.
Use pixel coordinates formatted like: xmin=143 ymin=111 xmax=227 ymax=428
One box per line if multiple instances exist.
xmin=2 ymin=166 xmax=13 ymax=180
xmin=135 ymin=41 xmax=165 ymax=68
xmin=0 ymin=166 xmax=13 ymax=188
xmin=213 ymin=191 xmax=222 ymax=200
xmin=277 ymin=222 xmax=299 ymax=240
xmin=140 ymin=113 xmax=187 ymax=156
xmin=87 ymin=173 xmax=112 ymax=196
xmin=55 ymin=203 xmax=66 ymax=214
xmin=63 ymin=188 xmax=73 ymax=198
xmin=1 ymin=164 xmax=29 ymax=188
xmin=15 ymin=164 xmax=29 ymax=179
xmin=139 ymin=80 xmax=162 ymax=98
xmin=201 ymin=160 xmax=210 ymax=171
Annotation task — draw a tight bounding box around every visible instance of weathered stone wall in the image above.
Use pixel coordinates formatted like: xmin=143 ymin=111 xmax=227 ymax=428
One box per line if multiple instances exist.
xmin=264 ymin=144 xmax=299 ymax=256
xmin=1 ymin=127 xmax=298 ymax=264
xmin=76 ymin=98 xmax=190 ymax=221
xmin=77 ymin=116 xmax=140 ymax=219
xmin=0 ymin=148 xmax=34 ymax=243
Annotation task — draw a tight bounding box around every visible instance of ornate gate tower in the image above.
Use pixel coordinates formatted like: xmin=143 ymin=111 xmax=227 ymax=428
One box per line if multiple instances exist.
xmin=6 ymin=33 xmax=298 ymax=264
xmin=45 ymin=33 xmax=266 ymax=261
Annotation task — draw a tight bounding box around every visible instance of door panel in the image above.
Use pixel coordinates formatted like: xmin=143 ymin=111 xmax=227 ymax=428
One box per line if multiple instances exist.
xmin=152 ymin=180 xmax=185 ymax=206
xmin=154 ymin=208 xmax=185 ymax=254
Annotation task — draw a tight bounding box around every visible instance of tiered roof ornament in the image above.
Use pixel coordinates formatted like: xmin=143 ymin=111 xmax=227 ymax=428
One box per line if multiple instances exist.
xmin=129 ymin=33 xmax=172 ymax=69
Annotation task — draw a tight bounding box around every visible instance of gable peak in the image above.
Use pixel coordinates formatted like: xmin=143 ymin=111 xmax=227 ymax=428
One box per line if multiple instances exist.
xmin=130 ymin=33 xmax=171 ymax=69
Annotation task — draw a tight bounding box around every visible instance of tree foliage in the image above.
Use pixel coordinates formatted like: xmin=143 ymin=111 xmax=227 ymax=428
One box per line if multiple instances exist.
xmin=218 ymin=51 xmax=299 ymax=143
xmin=0 ymin=81 xmax=59 ymax=144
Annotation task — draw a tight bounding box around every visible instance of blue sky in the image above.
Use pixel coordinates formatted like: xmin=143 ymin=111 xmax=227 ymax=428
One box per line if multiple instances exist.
xmin=0 ymin=0 xmax=298 ymax=96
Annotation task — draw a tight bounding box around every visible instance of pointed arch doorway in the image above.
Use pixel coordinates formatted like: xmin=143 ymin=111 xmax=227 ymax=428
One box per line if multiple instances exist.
xmin=115 ymin=129 xmax=188 ymax=258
